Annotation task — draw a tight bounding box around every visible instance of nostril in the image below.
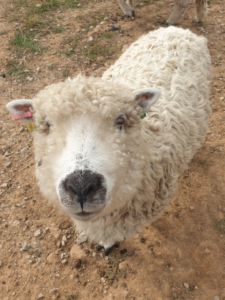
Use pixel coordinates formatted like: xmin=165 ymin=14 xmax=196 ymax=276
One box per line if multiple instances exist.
xmin=83 ymin=177 xmax=102 ymax=196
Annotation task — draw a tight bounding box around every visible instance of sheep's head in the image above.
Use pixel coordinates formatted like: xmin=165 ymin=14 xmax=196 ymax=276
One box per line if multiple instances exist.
xmin=6 ymin=75 xmax=160 ymax=221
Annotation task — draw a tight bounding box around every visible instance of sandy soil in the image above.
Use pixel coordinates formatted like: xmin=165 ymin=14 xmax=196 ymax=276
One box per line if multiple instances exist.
xmin=0 ymin=0 xmax=225 ymax=299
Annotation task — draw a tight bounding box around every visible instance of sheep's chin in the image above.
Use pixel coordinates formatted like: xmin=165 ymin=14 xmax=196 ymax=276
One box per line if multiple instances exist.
xmin=70 ymin=209 xmax=103 ymax=221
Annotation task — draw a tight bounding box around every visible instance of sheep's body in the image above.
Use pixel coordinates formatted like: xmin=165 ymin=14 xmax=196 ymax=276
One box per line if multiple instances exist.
xmin=118 ymin=0 xmax=207 ymax=25
xmin=6 ymin=27 xmax=211 ymax=251
xmin=74 ymin=27 xmax=211 ymax=246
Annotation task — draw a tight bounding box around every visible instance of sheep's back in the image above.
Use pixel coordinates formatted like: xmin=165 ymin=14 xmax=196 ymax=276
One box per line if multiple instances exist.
xmin=103 ymin=26 xmax=211 ymax=173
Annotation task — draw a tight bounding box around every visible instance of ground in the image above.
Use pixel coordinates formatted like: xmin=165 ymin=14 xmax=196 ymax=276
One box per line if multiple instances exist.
xmin=0 ymin=0 xmax=225 ymax=299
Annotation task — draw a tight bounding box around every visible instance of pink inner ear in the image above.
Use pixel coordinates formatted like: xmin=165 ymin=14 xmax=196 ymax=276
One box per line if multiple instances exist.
xmin=15 ymin=105 xmax=31 ymax=112
xmin=135 ymin=93 xmax=153 ymax=104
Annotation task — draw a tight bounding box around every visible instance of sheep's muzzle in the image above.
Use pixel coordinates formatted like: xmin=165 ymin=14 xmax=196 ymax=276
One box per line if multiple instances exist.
xmin=58 ymin=170 xmax=107 ymax=221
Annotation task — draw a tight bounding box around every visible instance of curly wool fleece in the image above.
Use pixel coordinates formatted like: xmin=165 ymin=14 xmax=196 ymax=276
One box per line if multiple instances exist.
xmin=10 ymin=26 xmax=212 ymax=248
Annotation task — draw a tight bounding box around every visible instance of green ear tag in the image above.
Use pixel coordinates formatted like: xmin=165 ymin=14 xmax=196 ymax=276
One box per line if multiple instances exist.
xmin=140 ymin=113 xmax=146 ymax=119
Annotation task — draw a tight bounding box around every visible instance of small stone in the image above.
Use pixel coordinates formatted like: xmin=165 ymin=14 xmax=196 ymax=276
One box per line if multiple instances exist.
xmin=61 ymin=259 xmax=67 ymax=264
xmin=89 ymin=36 xmax=93 ymax=42
xmin=37 ymin=67 xmax=40 ymax=72
xmin=205 ymin=248 xmax=210 ymax=253
xmin=214 ymin=297 xmax=220 ymax=300
xmin=21 ymin=148 xmax=28 ymax=154
xmin=34 ymin=230 xmax=41 ymax=237
xmin=37 ymin=293 xmax=44 ymax=299
xmin=184 ymin=282 xmax=189 ymax=289
xmin=220 ymin=97 xmax=224 ymax=101
xmin=140 ymin=238 xmax=145 ymax=243
xmin=61 ymin=235 xmax=67 ymax=246
xmin=4 ymin=162 xmax=11 ymax=168
xmin=21 ymin=242 xmax=29 ymax=251
xmin=101 ymin=277 xmax=106 ymax=283
xmin=1 ymin=183 xmax=8 ymax=188
xmin=172 ymin=292 xmax=178 ymax=299
xmin=190 ymin=206 xmax=194 ymax=210
xmin=24 ymin=197 xmax=29 ymax=201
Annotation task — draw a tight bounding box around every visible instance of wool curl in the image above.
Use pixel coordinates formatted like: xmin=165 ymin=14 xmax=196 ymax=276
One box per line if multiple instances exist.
xmin=32 ymin=26 xmax=211 ymax=246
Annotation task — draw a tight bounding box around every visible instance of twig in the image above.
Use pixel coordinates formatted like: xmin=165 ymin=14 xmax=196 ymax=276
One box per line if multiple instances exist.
xmin=12 ymin=266 xmax=31 ymax=299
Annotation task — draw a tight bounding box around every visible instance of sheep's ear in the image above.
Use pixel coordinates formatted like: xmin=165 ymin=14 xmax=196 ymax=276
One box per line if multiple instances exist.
xmin=6 ymin=99 xmax=34 ymax=123
xmin=134 ymin=88 xmax=160 ymax=112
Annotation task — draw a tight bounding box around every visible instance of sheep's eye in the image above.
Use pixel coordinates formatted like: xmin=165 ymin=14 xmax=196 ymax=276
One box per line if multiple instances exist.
xmin=116 ymin=118 xmax=124 ymax=126
xmin=114 ymin=115 xmax=126 ymax=131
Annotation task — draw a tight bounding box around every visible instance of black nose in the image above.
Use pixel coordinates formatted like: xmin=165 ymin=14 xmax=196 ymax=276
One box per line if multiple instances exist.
xmin=64 ymin=170 xmax=103 ymax=209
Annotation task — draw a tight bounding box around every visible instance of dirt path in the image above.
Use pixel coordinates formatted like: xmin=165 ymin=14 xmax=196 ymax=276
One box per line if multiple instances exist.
xmin=0 ymin=0 xmax=225 ymax=299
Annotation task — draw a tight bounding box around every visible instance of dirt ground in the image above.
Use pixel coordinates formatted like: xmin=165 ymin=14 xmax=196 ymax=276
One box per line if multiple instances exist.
xmin=0 ymin=0 xmax=225 ymax=299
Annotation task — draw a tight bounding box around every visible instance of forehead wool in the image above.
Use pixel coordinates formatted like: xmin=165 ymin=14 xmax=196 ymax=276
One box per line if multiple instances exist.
xmin=32 ymin=75 xmax=142 ymax=125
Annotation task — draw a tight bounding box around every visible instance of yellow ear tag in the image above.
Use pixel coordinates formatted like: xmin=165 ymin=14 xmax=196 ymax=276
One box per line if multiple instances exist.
xmin=27 ymin=123 xmax=36 ymax=131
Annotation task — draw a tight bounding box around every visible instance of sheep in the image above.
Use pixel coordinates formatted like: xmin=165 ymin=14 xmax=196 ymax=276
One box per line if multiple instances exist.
xmin=118 ymin=0 xmax=207 ymax=25
xmin=6 ymin=26 xmax=211 ymax=255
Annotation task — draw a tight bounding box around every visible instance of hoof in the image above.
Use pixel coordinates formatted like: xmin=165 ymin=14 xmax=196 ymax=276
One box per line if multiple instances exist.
xmin=104 ymin=245 xmax=115 ymax=256
xmin=96 ymin=244 xmax=104 ymax=251
xmin=132 ymin=10 xmax=135 ymax=18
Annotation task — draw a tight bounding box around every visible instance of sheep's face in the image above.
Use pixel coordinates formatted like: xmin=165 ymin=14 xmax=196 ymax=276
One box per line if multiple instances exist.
xmin=6 ymin=76 xmax=159 ymax=221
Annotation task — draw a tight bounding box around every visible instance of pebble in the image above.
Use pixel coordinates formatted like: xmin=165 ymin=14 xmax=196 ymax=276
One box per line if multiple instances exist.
xmin=172 ymin=292 xmax=178 ymax=299
xmin=184 ymin=282 xmax=189 ymax=289
xmin=21 ymin=242 xmax=30 ymax=251
xmin=24 ymin=197 xmax=29 ymax=201
xmin=34 ymin=230 xmax=41 ymax=237
xmin=140 ymin=238 xmax=145 ymax=243
xmin=214 ymin=297 xmax=220 ymax=300
xmin=61 ymin=235 xmax=67 ymax=246
xmin=1 ymin=183 xmax=8 ymax=188
xmin=21 ymin=148 xmax=28 ymax=154
xmin=4 ymin=162 xmax=11 ymax=168
xmin=37 ymin=67 xmax=40 ymax=72
xmin=37 ymin=294 xmax=45 ymax=299
xmin=190 ymin=206 xmax=194 ymax=210
xmin=89 ymin=36 xmax=93 ymax=42
xmin=205 ymin=248 xmax=210 ymax=253
xmin=220 ymin=97 xmax=224 ymax=101
xmin=61 ymin=259 xmax=67 ymax=264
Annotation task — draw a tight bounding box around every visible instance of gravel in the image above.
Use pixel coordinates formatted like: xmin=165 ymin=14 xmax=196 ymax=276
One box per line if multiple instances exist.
xmin=34 ymin=230 xmax=41 ymax=237
xmin=184 ymin=282 xmax=189 ymax=289
xmin=4 ymin=162 xmax=11 ymax=168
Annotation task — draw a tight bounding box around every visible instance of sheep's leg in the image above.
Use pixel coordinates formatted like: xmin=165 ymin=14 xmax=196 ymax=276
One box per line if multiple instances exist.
xmin=193 ymin=0 xmax=207 ymax=22
xmin=117 ymin=0 xmax=135 ymax=17
xmin=97 ymin=240 xmax=116 ymax=256
xmin=166 ymin=0 xmax=190 ymax=25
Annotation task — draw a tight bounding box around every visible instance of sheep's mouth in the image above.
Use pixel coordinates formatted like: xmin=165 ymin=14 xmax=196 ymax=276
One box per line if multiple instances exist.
xmin=72 ymin=209 xmax=103 ymax=221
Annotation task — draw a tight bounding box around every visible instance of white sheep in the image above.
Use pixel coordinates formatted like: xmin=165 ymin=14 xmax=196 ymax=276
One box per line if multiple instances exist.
xmin=6 ymin=26 xmax=211 ymax=255
xmin=118 ymin=0 xmax=207 ymax=25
